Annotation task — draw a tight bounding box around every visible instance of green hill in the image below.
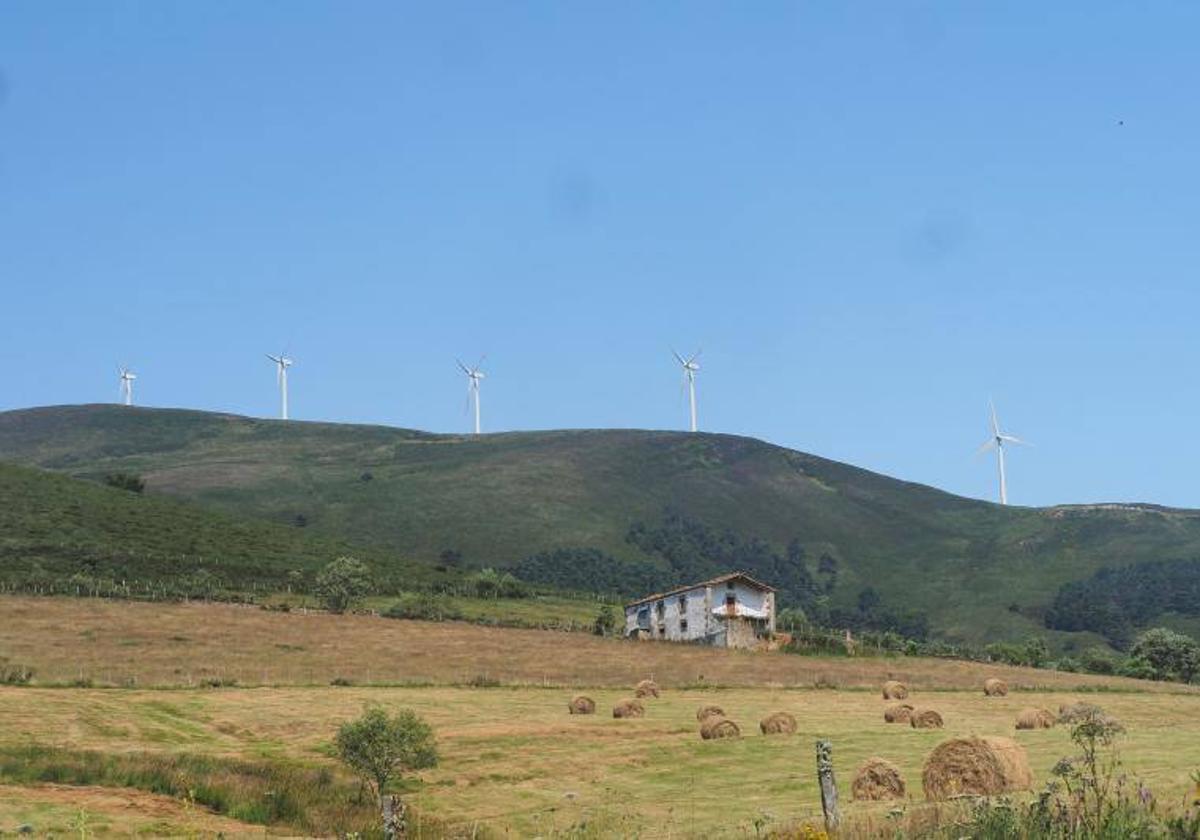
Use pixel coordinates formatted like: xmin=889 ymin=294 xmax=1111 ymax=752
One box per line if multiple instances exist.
xmin=3 ymin=404 xmax=1200 ymax=647
xmin=0 ymin=457 xmax=439 ymax=599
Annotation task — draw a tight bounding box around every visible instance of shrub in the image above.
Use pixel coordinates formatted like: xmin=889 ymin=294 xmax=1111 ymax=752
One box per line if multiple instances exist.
xmin=1127 ymin=627 xmax=1200 ymax=683
xmin=314 ymin=557 xmax=373 ymax=614
xmin=104 ymin=473 xmax=145 ymax=494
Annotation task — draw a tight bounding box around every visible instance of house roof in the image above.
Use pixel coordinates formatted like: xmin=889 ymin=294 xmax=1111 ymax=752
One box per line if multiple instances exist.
xmin=624 ymin=572 xmax=776 ymax=609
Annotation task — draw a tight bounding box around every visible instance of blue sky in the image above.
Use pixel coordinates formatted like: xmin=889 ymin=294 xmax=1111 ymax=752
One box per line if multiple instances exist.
xmin=2 ymin=2 xmax=1199 ymax=508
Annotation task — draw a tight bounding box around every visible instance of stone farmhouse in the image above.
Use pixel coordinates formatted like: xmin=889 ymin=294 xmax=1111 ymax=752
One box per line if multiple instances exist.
xmin=623 ymin=572 xmax=776 ymax=649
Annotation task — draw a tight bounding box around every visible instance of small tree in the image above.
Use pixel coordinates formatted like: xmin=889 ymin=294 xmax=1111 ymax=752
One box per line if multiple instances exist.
xmin=314 ymin=557 xmax=373 ymax=614
xmin=593 ymin=604 xmax=617 ymax=637
xmin=335 ymin=706 xmax=437 ymax=837
xmin=1128 ymin=628 xmax=1200 ymax=683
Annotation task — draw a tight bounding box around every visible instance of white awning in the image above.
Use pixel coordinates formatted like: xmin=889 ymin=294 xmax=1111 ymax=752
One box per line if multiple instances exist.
xmin=713 ymin=603 xmax=769 ymax=620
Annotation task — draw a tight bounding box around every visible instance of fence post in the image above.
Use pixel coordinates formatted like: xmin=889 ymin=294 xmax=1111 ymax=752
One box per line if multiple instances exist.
xmin=816 ymin=738 xmax=840 ymax=832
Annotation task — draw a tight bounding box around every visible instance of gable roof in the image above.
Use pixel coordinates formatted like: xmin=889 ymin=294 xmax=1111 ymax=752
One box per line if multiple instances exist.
xmin=624 ymin=572 xmax=776 ymax=609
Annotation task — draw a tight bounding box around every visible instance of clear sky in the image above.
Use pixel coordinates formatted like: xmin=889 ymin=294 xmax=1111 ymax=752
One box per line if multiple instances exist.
xmin=2 ymin=2 xmax=1199 ymax=508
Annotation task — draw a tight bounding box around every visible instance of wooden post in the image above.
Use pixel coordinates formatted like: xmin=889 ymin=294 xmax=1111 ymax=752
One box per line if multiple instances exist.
xmin=381 ymin=793 xmax=406 ymax=839
xmin=816 ymin=739 xmax=840 ymax=832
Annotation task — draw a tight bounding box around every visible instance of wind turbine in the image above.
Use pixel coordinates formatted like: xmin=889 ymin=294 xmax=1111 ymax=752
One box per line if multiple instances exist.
xmin=672 ymin=349 xmax=701 ymax=432
xmin=118 ymin=366 xmax=137 ymax=406
xmin=977 ymin=399 xmax=1028 ymax=505
xmin=457 ymin=357 xmax=485 ymax=435
xmin=266 ymin=352 xmax=293 ymax=420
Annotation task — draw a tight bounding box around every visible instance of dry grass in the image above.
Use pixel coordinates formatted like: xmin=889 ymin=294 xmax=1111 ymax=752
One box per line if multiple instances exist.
xmin=0 ymin=685 xmax=1198 ymax=837
xmin=0 ymin=596 xmax=1190 ymax=692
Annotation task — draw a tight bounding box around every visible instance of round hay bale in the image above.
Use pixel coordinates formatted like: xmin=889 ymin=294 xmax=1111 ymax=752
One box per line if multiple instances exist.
xmin=1015 ymin=707 xmax=1056 ymax=730
xmin=634 ymin=679 xmax=660 ymax=699
xmin=1058 ymin=702 xmax=1101 ymax=724
xmin=567 ymin=695 xmax=596 ymax=715
xmin=922 ymin=735 xmax=1033 ymax=800
xmin=696 ymin=704 xmax=725 ymax=722
xmin=910 ymin=709 xmax=944 ymax=729
xmin=852 ymin=757 xmax=907 ymax=801
xmin=882 ymin=680 xmax=909 ymax=700
xmin=983 ymin=678 xmax=1009 ymax=697
xmin=699 ymin=717 xmax=741 ymax=740
xmin=883 ymin=703 xmax=916 ymax=724
xmin=612 ymin=698 xmax=645 ymax=719
xmin=759 ymin=711 xmax=797 ymax=736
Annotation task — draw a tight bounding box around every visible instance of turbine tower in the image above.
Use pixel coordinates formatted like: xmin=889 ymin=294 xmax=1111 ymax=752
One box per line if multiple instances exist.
xmin=118 ymin=366 xmax=137 ymax=406
xmin=673 ymin=349 xmax=701 ymax=432
xmin=977 ymin=399 xmax=1028 ymax=505
xmin=458 ymin=357 xmax=485 ymax=435
xmin=266 ymin=352 xmax=293 ymax=420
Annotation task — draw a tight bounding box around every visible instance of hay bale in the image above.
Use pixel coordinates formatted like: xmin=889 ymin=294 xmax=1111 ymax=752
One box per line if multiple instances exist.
xmin=759 ymin=711 xmax=797 ymax=736
xmin=852 ymin=757 xmax=907 ymax=801
xmin=1015 ymin=707 xmax=1056 ymax=730
xmin=634 ymin=679 xmax=660 ymax=699
xmin=699 ymin=717 xmax=741 ymax=740
xmin=567 ymin=695 xmax=595 ymax=715
xmin=1058 ymin=702 xmax=1101 ymax=724
xmin=922 ymin=736 xmax=1033 ymax=800
xmin=612 ymin=698 xmax=645 ymax=719
xmin=910 ymin=709 xmax=944 ymax=729
xmin=882 ymin=680 xmax=909 ymax=700
xmin=983 ymin=678 xmax=1009 ymax=697
xmin=884 ymin=703 xmax=916 ymax=724
xmin=696 ymin=704 xmax=725 ymax=722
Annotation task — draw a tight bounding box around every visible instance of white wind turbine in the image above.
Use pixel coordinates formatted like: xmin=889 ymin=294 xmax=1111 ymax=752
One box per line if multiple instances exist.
xmin=457 ymin=357 xmax=485 ymax=435
xmin=118 ymin=366 xmax=137 ymax=406
xmin=266 ymin=352 xmax=293 ymax=420
xmin=672 ymin=349 xmax=701 ymax=432
xmin=977 ymin=399 xmax=1029 ymax=505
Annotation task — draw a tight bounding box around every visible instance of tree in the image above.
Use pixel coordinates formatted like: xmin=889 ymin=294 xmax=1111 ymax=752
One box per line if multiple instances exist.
xmin=1128 ymin=627 xmax=1200 ymax=683
xmin=314 ymin=556 xmax=373 ymax=614
xmin=593 ymin=604 xmax=617 ymax=637
xmin=1022 ymin=636 xmax=1050 ymax=668
xmin=335 ymin=705 xmax=438 ymax=837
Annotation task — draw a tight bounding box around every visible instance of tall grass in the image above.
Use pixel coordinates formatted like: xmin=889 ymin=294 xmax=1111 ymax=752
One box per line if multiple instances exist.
xmin=0 ymin=745 xmax=380 ymax=836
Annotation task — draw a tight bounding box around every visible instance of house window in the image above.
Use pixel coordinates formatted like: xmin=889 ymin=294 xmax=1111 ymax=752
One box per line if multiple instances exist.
xmin=678 ymin=594 xmax=688 ymax=611
xmin=725 ymin=594 xmax=736 ymax=611
xmin=680 ymin=619 xmax=689 ymax=633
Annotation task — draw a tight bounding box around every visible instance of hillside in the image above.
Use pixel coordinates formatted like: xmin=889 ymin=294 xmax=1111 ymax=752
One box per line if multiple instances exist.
xmin=0 ymin=458 xmax=439 ymax=597
xmin=4 ymin=404 xmax=1200 ymax=646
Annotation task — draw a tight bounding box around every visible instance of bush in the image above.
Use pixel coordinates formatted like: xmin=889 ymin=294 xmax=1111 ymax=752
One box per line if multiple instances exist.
xmin=104 ymin=473 xmax=145 ymax=494
xmin=382 ymin=593 xmax=463 ymax=622
xmin=593 ymin=604 xmax=618 ymax=637
xmin=1127 ymin=627 xmax=1200 ymax=683
xmin=314 ymin=557 xmax=373 ymax=614
xmin=0 ymin=665 xmax=33 ymax=686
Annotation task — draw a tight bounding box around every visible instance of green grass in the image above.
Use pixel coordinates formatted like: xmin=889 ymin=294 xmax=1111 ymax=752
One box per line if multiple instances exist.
xmin=0 ymin=458 xmax=449 ymax=596
xmin=0 ymin=745 xmax=384 ymax=836
xmin=6 ymin=404 xmax=1200 ymax=647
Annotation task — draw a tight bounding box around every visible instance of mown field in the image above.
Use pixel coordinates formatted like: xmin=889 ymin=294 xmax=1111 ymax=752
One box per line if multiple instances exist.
xmin=0 ymin=596 xmax=1183 ymax=691
xmin=1 ymin=597 xmax=1200 ymax=837
xmin=2 ymin=685 xmax=1199 ymax=837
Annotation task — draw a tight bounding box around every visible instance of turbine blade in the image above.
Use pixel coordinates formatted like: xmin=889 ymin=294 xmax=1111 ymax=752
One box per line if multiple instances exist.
xmin=989 ymin=399 xmax=1000 ymax=437
xmin=671 ymin=349 xmax=686 ymax=366
xmin=687 ymin=348 xmax=702 ymax=364
xmin=1000 ymin=434 xmax=1030 ymax=446
xmin=456 ymin=359 xmax=471 ymax=375
xmin=976 ymin=439 xmax=996 ymax=456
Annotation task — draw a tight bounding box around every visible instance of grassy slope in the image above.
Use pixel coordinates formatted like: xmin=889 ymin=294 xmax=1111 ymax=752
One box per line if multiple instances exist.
xmin=4 ymin=404 xmax=1200 ymax=645
xmin=0 ymin=459 xmax=432 ymax=590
